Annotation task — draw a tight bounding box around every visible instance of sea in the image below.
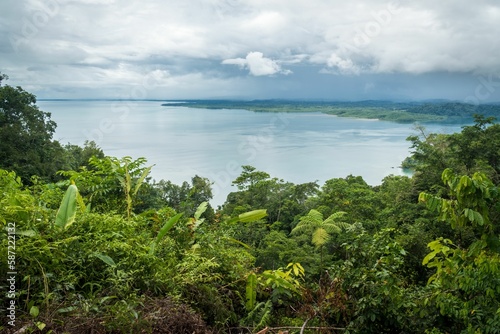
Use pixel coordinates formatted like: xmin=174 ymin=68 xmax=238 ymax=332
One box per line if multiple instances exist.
xmin=37 ymin=100 xmax=465 ymax=206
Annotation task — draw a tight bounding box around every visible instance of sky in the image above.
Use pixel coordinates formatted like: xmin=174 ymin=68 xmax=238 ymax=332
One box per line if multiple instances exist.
xmin=1 ymin=0 xmax=500 ymax=102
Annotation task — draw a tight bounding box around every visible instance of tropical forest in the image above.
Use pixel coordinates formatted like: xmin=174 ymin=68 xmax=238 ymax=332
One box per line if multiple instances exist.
xmin=1 ymin=73 xmax=500 ymax=334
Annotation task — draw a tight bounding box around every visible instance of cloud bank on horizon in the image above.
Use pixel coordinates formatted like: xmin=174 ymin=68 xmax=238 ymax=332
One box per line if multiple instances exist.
xmin=1 ymin=0 xmax=499 ymax=101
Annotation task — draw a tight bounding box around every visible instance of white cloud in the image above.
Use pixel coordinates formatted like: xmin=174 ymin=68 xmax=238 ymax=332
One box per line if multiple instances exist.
xmin=1 ymin=0 xmax=500 ymax=99
xmin=241 ymin=11 xmax=287 ymax=33
xmin=326 ymin=54 xmax=360 ymax=75
xmin=222 ymin=52 xmax=291 ymax=76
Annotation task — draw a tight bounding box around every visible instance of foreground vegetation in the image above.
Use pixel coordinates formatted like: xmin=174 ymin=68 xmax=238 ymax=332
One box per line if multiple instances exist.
xmin=1 ymin=73 xmax=500 ymax=333
xmin=162 ymin=99 xmax=500 ymax=124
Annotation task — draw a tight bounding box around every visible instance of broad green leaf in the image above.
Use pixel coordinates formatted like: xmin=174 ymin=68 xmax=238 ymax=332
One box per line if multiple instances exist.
xmin=30 ymin=305 xmax=39 ymax=317
xmin=441 ymin=168 xmax=454 ymax=184
xmin=151 ymin=213 xmax=184 ymax=254
xmin=422 ymin=251 xmax=438 ymax=265
xmin=464 ymin=208 xmax=474 ymax=221
xmin=225 ymin=237 xmax=251 ymax=249
xmin=237 ymin=209 xmax=268 ymax=223
xmin=287 ymin=262 xmax=304 ymax=278
xmin=287 ymin=262 xmax=299 ymax=277
xmin=94 ymin=253 xmax=116 ymax=267
xmin=428 ymin=239 xmax=445 ymax=251
xmin=418 ymin=192 xmax=428 ymax=203
xmin=36 ymin=322 xmax=46 ymax=330
xmin=55 ymin=184 xmax=78 ymax=229
xmin=132 ymin=165 xmax=153 ymax=196
xmin=245 ymin=273 xmax=257 ymax=311
xmin=473 ymin=211 xmax=484 ymax=225
xmin=155 ymin=213 xmax=183 ymax=245
xmin=293 ymin=263 xmax=305 ymax=277
xmin=194 ymin=201 xmax=208 ymax=221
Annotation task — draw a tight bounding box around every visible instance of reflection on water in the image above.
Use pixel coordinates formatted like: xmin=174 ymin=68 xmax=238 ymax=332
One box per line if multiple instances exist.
xmin=38 ymin=100 xmax=464 ymax=205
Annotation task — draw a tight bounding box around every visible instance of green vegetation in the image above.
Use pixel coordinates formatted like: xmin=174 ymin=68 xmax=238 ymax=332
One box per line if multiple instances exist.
xmin=323 ymin=107 xmax=446 ymax=123
xmin=2 ymin=74 xmax=500 ymax=333
xmin=162 ymin=99 xmax=500 ymax=123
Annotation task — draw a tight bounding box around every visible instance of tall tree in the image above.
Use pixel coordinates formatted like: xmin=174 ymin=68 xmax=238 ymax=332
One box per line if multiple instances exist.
xmin=406 ymin=116 xmax=500 ymax=190
xmin=449 ymin=115 xmax=500 ymax=182
xmin=0 ymin=73 xmax=63 ymax=182
xmin=291 ymin=209 xmax=348 ymax=271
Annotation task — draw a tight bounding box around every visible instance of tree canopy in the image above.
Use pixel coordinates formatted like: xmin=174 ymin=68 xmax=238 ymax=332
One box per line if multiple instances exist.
xmin=0 ymin=74 xmax=61 ymax=182
xmin=1 ymin=77 xmax=499 ymax=333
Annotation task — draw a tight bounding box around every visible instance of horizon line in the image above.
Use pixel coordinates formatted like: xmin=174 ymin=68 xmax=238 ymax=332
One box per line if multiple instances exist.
xmin=36 ymin=98 xmax=500 ymax=105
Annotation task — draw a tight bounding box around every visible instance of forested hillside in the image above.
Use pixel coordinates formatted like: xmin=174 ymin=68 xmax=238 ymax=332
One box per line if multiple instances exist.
xmin=1 ymin=75 xmax=500 ymax=333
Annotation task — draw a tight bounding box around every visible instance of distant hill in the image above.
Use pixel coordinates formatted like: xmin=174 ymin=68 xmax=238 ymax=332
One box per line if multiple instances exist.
xmin=161 ymin=100 xmax=500 ymax=123
xmin=405 ymin=102 xmax=500 ymax=118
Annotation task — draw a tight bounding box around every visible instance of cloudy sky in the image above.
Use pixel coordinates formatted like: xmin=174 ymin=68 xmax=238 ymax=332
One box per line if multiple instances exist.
xmin=1 ymin=0 xmax=500 ymax=101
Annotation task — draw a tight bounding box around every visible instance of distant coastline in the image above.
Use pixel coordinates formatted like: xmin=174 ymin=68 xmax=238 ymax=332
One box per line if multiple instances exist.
xmin=161 ymin=100 xmax=500 ymax=124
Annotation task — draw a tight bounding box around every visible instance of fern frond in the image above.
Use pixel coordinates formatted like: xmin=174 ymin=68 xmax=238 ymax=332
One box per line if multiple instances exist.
xmin=322 ymin=223 xmax=341 ymax=234
xmin=312 ymin=228 xmax=330 ymax=247
xmin=305 ymin=209 xmax=323 ymax=221
xmin=324 ymin=211 xmax=347 ymax=224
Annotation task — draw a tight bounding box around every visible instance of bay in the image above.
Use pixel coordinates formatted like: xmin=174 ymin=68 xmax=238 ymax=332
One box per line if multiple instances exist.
xmin=38 ymin=100 xmax=464 ymax=206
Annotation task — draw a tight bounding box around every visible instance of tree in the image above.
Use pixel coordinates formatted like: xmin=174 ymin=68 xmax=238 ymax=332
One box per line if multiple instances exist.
xmin=406 ymin=128 xmax=454 ymax=193
xmin=223 ymin=166 xmax=317 ymax=230
xmin=291 ymin=209 xmax=348 ymax=272
xmin=61 ymin=140 xmax=105 ymax=171
xmin=0 ymin=72 xmax=8 ymax=84
xmin=315 ymin=175 xmax=380 ymax=225
xmin=448 ymin=115 xmax=500 ymax=182
xmin=406 ymin=116 xmax=500 ymax=191
xmin=0 ymin=74 xmax=63 ymax=182
xmin=150 ymin=176 xmax=215 ymax=220
xmin=331 ymin=226 xmax=418 ymax=333
xmin=232 ymin=165 xmax=271 ymax=191
xmin=419 ymin=169 xmax=500 ymax=332
xmin=58 ymin=156 xmax=153 ymax=217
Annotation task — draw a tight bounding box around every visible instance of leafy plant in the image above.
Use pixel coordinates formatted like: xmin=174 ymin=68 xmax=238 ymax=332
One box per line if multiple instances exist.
xmin=292 ymin=209 xmax=348 ymax=271
xmin=245 ymin=273 xmax=258 ymax=312
xmin=119 ymin=157 xmax=153 ymax=219
xmin=419 ymin=169 xmax=500 ymax=333
xmin=149 ymin=212 xmax=183 ymax=255
xmin=55 ymin=183 xmax=79 ymax=229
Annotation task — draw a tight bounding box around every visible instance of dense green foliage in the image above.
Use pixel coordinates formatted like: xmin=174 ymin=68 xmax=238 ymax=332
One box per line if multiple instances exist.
xmin=1 ymin=78 xmax=500 ymax=333
xmin=0 ymin=74 xmax=104 ymax=183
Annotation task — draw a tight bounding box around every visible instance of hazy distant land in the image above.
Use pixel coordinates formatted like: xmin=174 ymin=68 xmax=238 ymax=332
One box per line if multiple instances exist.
xmin=162 ymin=100 xmax=500 ymax=123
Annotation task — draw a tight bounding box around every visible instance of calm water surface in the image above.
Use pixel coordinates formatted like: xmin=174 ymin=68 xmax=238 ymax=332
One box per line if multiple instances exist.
xmin=38 ymin=100 xmax=464 ymax=205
